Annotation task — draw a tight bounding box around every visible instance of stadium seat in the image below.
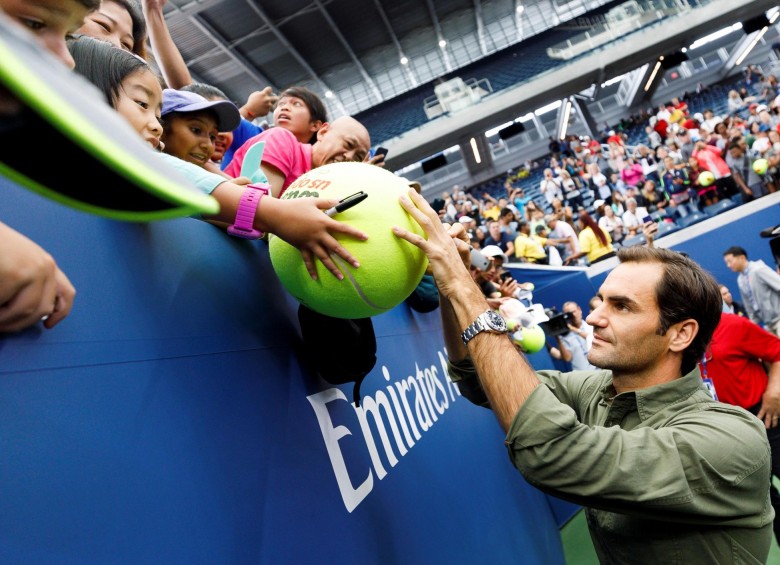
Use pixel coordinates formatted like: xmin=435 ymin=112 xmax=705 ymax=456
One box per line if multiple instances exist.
xmin=621 ymin=234 xmax=647 ymax=248
xmin=702 ymin=198 xmax=738 ymax=216
xmin=653 ymin=221 xmax=681 ymax=238
xmin=676 ymin=211 xmax=709 ymax=228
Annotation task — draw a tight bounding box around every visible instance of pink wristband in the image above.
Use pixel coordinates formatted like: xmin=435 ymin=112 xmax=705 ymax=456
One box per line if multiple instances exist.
xmin=227 ymin=183 xmax=269 ymax=240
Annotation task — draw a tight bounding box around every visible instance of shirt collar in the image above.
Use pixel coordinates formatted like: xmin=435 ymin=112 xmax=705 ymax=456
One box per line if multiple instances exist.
xmin=599 ymin=367 xmax=706 ymax=421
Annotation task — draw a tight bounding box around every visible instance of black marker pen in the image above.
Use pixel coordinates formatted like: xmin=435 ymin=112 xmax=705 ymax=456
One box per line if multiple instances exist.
xmin=325 ymin=191 xmax=368 ymax=217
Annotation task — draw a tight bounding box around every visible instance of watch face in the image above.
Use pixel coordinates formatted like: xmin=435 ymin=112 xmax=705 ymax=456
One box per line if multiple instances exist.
xmin=484 ymin=311 xmax=507 ymax=332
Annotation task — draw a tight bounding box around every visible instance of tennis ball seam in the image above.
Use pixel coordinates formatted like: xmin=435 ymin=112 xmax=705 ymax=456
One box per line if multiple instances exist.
xmin=332 ymin=255 xmax=387 ymax=311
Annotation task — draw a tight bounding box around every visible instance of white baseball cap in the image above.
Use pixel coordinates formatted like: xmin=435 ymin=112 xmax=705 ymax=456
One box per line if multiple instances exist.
xmin=481 ymin=245 xmax=508 ymax=263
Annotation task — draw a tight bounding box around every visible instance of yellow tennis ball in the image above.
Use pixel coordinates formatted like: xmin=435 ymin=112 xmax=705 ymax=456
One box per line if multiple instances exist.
xmin=512 ymin=325 xmax=546 ymax=354
xmin=697 ymin=171 xmax=715 ymax=187
xmin=269 ymin=162 xmax=428 ymax=319
xmin=753 ymin=158 xmax=769 ymax=175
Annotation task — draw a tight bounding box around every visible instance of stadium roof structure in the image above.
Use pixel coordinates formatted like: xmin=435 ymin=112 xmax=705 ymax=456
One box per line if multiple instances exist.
xmin=167 ymin=0 xmax=777 ymax=168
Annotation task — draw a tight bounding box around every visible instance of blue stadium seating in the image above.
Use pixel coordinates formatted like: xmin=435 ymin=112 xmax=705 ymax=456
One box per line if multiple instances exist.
xmin=620 ymin=234 xmax=647 ymax=248
xmin=676 ymin=211 xmax=709 ymax=228
xmin=653 ymin=221 xmax=682 ymax=238
xmin=702 ymin=198 xmax=739 ymax=216
xmin=356 ymin=2 xmax=682 ymax=144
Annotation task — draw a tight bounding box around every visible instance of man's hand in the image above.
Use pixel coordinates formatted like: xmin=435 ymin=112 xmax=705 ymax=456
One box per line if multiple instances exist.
xmin=392 ymin=190 xmax=472 ymax=297
xmin=0 ymin=224 xmax=75 ymax=332
xmin=763 ymin=361 xmax=780 ymax=428
xmin=758 ymin=386 xmax=780 ymax=429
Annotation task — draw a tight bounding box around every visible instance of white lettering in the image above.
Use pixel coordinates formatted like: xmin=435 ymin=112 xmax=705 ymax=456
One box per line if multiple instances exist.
xmin=354 ymin=390 xmax=407 ymax=479
xmin=307 ymin=388 xmax=373 ymax=513
xmin=384 ymin=366 xmax=416 ymax=449
xmin=309 ymin=351 xmax=460 ymax=513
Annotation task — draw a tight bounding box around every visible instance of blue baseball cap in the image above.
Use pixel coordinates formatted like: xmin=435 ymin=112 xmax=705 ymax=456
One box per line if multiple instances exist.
xmin=162 ymin=89 xmax=241 ymax=132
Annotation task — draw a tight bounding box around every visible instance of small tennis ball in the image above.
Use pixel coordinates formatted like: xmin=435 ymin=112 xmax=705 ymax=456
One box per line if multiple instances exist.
xmin=753 ymin=158 xmax=769 ymax=175
xmin=697 ymin=171 xmax=715 ymax=187
xmin=511 ymin=325 xmax=546 ymax=354
xmin=269 ymin=162 xmax=428 ymax=319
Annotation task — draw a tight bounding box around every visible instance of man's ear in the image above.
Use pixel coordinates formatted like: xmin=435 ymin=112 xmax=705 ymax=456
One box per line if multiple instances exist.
xmin=316 ymin=122 xmax=330 ymax=140
xmin=309 ymin=120 xmax=324 ymax=134
xmin=667 ymin=319 xmax=698 ymax=353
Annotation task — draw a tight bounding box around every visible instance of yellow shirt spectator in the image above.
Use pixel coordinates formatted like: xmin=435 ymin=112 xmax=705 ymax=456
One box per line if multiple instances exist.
xmin=483 ymin=205 xmax=501 ymax=221
xmin=514 ymin=233 xmax=547 ymax=262
xmin=578 ymin=226 xmax=613 ymax=263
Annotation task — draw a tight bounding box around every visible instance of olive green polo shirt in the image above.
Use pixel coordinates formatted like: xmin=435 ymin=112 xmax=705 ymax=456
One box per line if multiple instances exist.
xmin=449 ymin=361 xmax=773 ymax=564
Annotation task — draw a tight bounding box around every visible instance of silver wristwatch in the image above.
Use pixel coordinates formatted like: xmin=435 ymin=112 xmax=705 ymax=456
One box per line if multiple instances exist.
xmin=461 ymin=310 xmax=507 ymax=346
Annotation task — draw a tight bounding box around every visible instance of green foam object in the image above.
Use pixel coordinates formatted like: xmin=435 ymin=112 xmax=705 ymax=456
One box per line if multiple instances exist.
xmin=0 ymin=13 xmax=219 ymax=221
xmin=269 ymin=162 xmax=428 ymax=319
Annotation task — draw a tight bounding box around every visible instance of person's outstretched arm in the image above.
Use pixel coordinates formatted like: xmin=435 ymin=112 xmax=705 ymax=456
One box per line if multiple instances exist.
xmin=208 ymin=181 xmax=367 ymax=281
xmin=142 ymin=0 xmax=192 ymax=89
xmin=393 ymin=190 xmax=540 ymax=431
xmin=0 ymin=222 xmax=75 ymax=332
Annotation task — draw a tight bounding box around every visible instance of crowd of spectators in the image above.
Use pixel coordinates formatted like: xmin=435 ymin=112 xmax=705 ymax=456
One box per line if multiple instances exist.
xmin=438 ymin=63 xmax=780 ymax=270
xmin=0 ymin=0 xmax=384 ymax=334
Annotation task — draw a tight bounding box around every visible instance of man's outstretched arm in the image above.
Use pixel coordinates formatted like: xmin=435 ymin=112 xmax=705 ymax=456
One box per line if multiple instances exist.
xmin=393 ymin=190 xmax=540 ymax=431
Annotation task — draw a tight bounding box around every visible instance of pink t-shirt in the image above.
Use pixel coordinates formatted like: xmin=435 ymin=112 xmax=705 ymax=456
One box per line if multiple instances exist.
xmin=224 ymin=127 xmax=313 ymax=195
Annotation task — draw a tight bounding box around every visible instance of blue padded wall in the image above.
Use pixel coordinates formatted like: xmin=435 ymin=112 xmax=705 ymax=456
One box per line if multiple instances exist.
xmin=0 ymin=177 xmax=566 ymax=564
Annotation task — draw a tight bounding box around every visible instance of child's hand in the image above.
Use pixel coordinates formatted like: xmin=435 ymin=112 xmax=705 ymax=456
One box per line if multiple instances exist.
xmin=264 ymin=198 xmax=368 ymax=280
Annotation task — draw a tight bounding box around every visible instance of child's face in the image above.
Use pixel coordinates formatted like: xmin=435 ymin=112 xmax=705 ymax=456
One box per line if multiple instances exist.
xmin=78 ymin=0 xmax=134 ymax=52
xmin=273 ymin=95 xmax=319 ymax=142
xmin=212 ymin=131 xmax=233 ymax=162
xmin=162 ymin=112 xmax=218 ymax=167
xmin=1 ymin=0 xmax=93 ymax=69
xmin=115 ymin=69 xmax=163 ymax=150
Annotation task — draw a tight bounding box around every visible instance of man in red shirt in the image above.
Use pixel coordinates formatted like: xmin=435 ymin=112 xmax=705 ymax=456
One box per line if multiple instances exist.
xmin=702 ymin=312 xmax=780 ymax=541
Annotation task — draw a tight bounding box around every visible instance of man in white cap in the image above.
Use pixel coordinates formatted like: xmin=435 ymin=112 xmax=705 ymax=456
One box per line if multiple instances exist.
xmin=481 ymin=245 xmax=508 ymax=268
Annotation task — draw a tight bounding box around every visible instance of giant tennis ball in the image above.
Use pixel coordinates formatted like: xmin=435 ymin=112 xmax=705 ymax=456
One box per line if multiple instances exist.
xmin=753 ymin=158 xmax=769 ymax=175
xmin=697 ymin=171 xmax=715 ymax=187
xmin=269 ymin=162 xmax=428 ymax=319
xmin=511 ymin=324 xmax=546 ymax=354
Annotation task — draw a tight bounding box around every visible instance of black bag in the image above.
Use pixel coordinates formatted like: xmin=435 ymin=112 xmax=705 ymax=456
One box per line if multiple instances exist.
xmin=298 ymin=305 xmax=377 ymax=406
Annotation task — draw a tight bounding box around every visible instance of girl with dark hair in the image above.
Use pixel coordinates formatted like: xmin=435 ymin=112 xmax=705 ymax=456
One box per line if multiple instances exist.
xmin=77 ymin=0 xmax=147 ymax=59
xmin=69 ymin=35 xmax=152 ymax=110
xmin=564 ymin=212 xmax=615 ymax=265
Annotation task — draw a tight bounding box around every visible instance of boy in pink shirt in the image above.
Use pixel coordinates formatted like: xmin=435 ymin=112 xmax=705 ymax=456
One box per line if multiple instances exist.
xmin=225 ymin=117 xmax=370 ymax=197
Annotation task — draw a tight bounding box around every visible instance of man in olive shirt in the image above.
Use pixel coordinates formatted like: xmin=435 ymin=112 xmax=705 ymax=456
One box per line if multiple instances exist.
xmin=392 ymin=190 xmax=773 ymax=564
